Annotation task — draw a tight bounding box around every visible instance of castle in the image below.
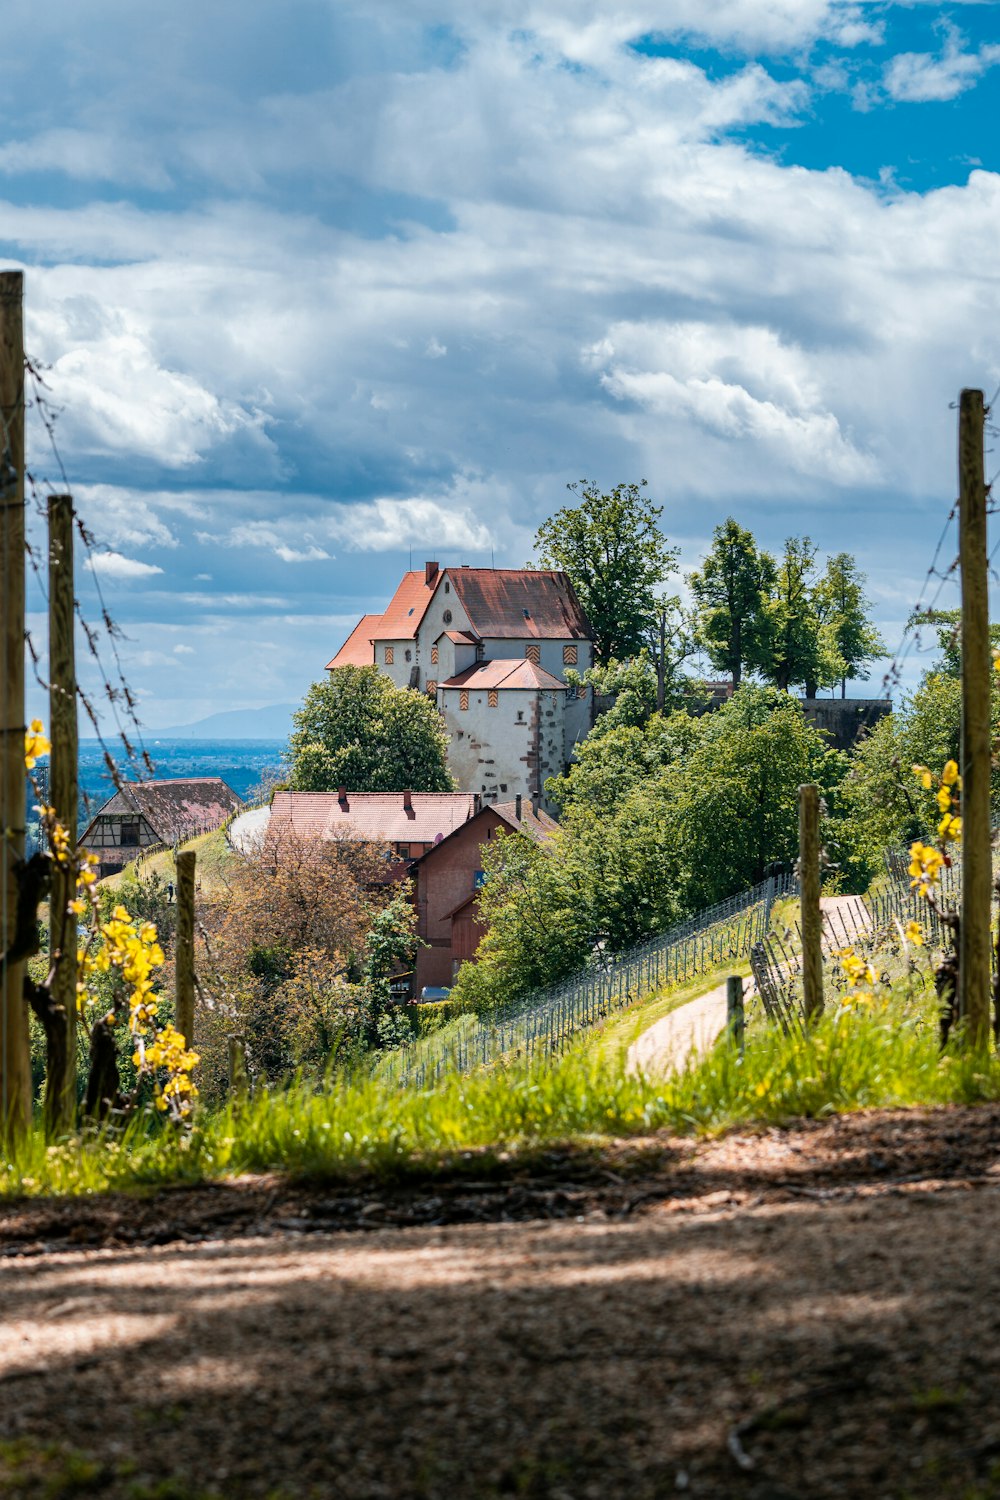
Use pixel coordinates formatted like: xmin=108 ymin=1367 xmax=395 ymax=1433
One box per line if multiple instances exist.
xmin=327 ymin=561 xmax=594 ymax=810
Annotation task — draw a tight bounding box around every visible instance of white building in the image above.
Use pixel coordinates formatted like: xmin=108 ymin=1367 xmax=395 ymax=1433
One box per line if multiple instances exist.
xmin=327 ymin=562 xmax=594 ymax=810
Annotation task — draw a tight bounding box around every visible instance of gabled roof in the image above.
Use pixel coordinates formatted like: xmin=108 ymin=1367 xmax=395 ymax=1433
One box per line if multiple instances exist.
xmin=440 ymin=659 xmax=567 ymax=691
xmin=326 ymin=613 xmax=382 ymax=670
xmin=410 ymin=799 xmax=558 ymax=876
xmin=372 ymin=570 xmax=439 ymax=640
xmin=445 ymin=568 xmax=590 ymax=640
xmin=435 ymin=629 xmax=480 ymax=646
xmin=269 ymin=790 xmax=476 ymax=845
xmin=81 ymin=778 xmax=243 ymax=845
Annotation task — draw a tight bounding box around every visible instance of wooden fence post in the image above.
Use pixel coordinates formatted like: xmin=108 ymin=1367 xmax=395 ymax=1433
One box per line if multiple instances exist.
xmin=48 ymin=493 xmax=77 ymax=1131
xmin=799 ymin=783 xmax=824 ymax=1021
xmin=958 ymin=388 xmax=991 ymax=1048
xmin=0 ymin=270 xmax=31 ymax=1135
xmin=727 ymin=975 xmax=745 ymax=1053
xmin=174 ymin=851 xmax=196 ymax=1048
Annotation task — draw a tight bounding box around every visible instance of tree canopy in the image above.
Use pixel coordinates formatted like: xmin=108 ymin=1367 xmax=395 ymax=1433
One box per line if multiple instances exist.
xmin=688 ymin=518 xmax=775 ymax=688
xmin=815 ymin=553 xmax=885 ymax=697
xmin=286 ymin=666 xmax=454 ymax=792
xmin=533 ymin=480 xmax=678 ymax=665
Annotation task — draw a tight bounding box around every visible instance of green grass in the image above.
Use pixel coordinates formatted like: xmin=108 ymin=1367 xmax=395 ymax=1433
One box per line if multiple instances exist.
xmin=100 ymin=829 xmax=236 ymax=897
xmin=4 ymin=965 xmax=1000 ymax=1201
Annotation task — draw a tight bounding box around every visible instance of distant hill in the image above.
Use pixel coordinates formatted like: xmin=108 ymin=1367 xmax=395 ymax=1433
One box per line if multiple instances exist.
xmin=148 ymin=704 xmax=297 ymax=741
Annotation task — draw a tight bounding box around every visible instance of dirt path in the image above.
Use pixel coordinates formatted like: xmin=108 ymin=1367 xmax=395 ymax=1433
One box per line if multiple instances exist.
xmin=3 ymin=1107 xmax=1000 ymax=1498
xmin=628 ymin=896 xmax=875 ymax=1077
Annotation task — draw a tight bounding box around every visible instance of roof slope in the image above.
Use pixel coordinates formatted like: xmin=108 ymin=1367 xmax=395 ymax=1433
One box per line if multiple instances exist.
xmin=372 ymin=570 xmax=439 ymax=640
xmin=446 ymin=568 xmax=590 ymax=640
xmin=83 ymin=779 xmax=243 ymax=843
xmin=441 ymin=659 xmax=567 ymax=691
xmin=269 ymin=790 xmax=476 ymax=844
xmin=326 ymin=614 xmax=382 ymax=670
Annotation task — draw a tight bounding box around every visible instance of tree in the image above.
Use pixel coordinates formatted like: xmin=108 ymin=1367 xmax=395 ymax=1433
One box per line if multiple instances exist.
xmin=688 ymin=518 xmax=776 ymax=689
xmin=645 ymin=594 xmax=697 ymax=711
xmin=758 ymin=537 xmax=838 ymax=697
xmin=287 ymin=666 xmax=454 ymax=792
xmin=815 ymin=553 xmax=885 ymax=698
xmin=533 ymin=480 xmax=679 ymax=665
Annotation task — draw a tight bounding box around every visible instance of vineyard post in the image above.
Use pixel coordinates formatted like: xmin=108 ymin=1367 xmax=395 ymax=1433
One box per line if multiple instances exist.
xmin=0 ymin=270 xmax=31 ymax=1135
xmin=726 ymin=975 xmax=745 ymax=1053
xmin=48 ymin=493 xmax=78 ymax=1129
xmin=958 ymin=388 xmax=991 ymax=1047
xmin=799 ymin=783 xmax=824 ymax=1020
xmin=175 ymin=850 xmax=196 ymax=1048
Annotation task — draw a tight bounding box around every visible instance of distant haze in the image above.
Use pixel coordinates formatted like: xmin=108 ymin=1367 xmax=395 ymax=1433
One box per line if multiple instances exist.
xmin=148 ymin=704 xmax=297 ymax=741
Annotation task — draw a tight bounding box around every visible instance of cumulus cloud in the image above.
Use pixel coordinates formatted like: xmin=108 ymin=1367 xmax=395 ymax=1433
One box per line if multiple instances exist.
xmin=87 ymin=551 xmax=165 ymax=579
xmin=884 ymin=29 xmax=1000 ymax=103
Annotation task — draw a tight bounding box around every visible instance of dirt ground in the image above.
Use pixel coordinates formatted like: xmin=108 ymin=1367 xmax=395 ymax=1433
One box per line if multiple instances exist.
xmin=3 ymin=1106 xmax=1000 ymax=1499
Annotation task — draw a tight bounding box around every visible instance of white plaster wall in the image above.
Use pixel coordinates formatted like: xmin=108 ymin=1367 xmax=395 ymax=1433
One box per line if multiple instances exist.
xmin=415 ymin=572 xmax=473 ymax=676
xmin=374 ymin=639 xmax=418 ymax=690
xmin=439 ymin=685 xmax=568 ymax=811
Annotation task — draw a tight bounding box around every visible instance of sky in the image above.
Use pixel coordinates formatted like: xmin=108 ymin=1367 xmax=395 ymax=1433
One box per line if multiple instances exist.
xmin=5 ymin=0 xmax=1000 ymax=731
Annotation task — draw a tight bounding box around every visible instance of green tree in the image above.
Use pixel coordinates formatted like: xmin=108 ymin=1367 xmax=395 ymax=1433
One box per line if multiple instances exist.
xmin=689 ymin=518 xmax=776 ymax=689
xmin=759 ymin=537 xmax=838 ymax=696
xmin=815 ymin=553 xmax=885 ymax=698
xmin=533 ymin=480 xmax=679 ymax=665
xmin=287 ymin=666 xmax=454 ymax=792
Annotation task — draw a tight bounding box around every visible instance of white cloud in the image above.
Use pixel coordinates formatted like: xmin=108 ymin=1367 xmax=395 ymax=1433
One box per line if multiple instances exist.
xmin=885 ymin=30 xmax=1000 ymax=103
xmin=87 ymin=551 xmax=164 ymax=579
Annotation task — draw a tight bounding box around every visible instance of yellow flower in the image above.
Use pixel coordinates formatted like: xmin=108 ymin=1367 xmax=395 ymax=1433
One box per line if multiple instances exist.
xmin=937 ymin=785 xmax=953 ymax=813
xmin=68 ymin=899 xmax=86 ymax=916
xmin=24 ymin=721 xmax=50 ymax=770
xmin=905 ymin=920 xmax=925 ymax=948
xmin=912 ymin=764 xmax=932 ymax=790
xmin=938 ymin=813 xmax=962 ymax=843
xmin=942 ymin=759 xmax=959 ymax=786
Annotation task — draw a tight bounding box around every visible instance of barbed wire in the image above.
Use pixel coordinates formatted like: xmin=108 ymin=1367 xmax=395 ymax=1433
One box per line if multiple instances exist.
xmin=22 ymin=354 xmax=155 ymax=811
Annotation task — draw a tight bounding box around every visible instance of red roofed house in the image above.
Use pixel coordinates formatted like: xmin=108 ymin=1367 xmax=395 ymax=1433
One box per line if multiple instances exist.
xmin=81 ymin=778 xmax=243 ymax=878
xmin=267 ymin=788 xmax=477 ymax=878
xmin=410 ymin=795 xmax=558 ymax=990
xmin=327 ymin=562 xmax=594 ymax=811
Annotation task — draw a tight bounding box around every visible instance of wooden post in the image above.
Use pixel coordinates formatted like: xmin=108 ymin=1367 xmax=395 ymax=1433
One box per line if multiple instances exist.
xmin=726 ymin=975 xmax=745 ymax=1053
xmin=228 ymin=1034 xmax=249 ymax=1103
xmin=48 ymin=494 xmax=77 ymax=1130
xmin=0 ymin=271 xmax=31 ymax=1135
xmin=799 ymin=783 xmax=824 ymax=1021
xmin=958 ymin=388 xmax=992 ymax=1048
xmin=174 ymin=851 xmax=196 ymax=1048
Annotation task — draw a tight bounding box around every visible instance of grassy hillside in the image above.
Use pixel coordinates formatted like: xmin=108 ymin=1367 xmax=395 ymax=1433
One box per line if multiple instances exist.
xmin=100 ymin=827 xmax=237 ymax=898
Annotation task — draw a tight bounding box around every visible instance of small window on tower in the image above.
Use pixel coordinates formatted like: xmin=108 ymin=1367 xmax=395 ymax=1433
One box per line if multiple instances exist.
xmin=563 ymin=644 xmax=578 ymax=665
xmin=488 ymin=689 xmax=499 ymax=708
xmin=460 ymin=690 xmax=469 ymax=711
xmin=404 ymin=649 xmax=412 ymax=663
xmin=431 ymin=645 xmax=439 ymax=664
xmin=385 ymin=646 xmax=394 ymax=665
xmin=525 ymin=644 xmax=540 ymax=664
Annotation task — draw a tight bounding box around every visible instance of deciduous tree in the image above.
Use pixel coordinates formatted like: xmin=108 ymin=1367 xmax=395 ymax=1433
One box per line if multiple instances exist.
xmin=815 ymin=553 xmax=885 ymax=697
xmin=689 ymin=518 xmax=775 ymax=689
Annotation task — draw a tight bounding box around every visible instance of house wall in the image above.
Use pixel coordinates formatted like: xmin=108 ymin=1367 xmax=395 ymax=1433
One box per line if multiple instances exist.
xmin=413 ymin=811 xmax=506 ymax=990
xmin=375 ymin=639 xmax=419 ymax=691
xmin=415 ymin=577 xmax=473 ymax=676
xmin=438 ymin=685 xmax=566 ymax=810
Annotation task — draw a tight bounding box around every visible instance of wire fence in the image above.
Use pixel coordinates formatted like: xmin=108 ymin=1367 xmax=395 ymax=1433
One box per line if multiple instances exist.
xmin=381 ymin=871 xmax=796 ymax=1086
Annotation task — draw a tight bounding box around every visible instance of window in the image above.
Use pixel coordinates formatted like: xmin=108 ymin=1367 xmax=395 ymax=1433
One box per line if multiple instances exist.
xmin=563 ymin=644 xmax=578 ymax=665
xmin=474 ymin=870 xmax=486 ymax=889
xmin=427 ymin=680 xmax=438 ymax=696
xmin=525 ymin=644 xmax=540 ymax=663
xmin=385 ymin=646 xmax=394 ymax=665
xmin=397 ymin=844 xmax=411 ymax=860
xmin=404 ymin=649 xmax=412 ymax=663
xmin=460 ymin=690 xmax=469 ymax=711
xmin=517 ymin=710 xmax=524 ymax=723
xmin=444 ymin=581 xmax=450 ymax=593
xmin=443 ymin=609 xmax=453 ymax=624
xmin=119 ymin=819 xmax=140 ymax=848
xmin=488 ymin=689 xmax=498 ymax=708
xmin=431 ymin=645 xmax=439 ymax=664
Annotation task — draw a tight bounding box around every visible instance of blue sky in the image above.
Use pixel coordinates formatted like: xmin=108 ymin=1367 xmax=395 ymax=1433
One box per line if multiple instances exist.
xmin=5 ymin=0 xmax=1000 ymax=728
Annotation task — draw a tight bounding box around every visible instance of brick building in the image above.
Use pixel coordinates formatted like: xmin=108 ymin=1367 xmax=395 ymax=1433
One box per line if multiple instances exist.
xmin=327 ymin=562 xmax=594 ymax=811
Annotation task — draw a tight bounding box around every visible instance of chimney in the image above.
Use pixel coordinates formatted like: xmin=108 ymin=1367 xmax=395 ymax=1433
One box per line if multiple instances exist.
xmin=337 ymin=785 xmax=347 ymax=804
xmin=403 ymin=789 xmax=413 ymax=811
xmin=531 ymin=793 xmax=539 ymax=818
xmin=515 ymin=794 xmax=522 ymax=821
xmin=425 ymin=560 xmax=439 ymax=586
xmin=474 ymin=792 xmax=482 ymax=814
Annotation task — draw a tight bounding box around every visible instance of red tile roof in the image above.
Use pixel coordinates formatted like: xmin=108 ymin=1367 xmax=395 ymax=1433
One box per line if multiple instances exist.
xmin=326 ymin=613 xmax=382 ymax=670
xmin=81 ymin=778 xmax=243 ymax=845
xmin=411 ymin=800 xmax=558 ymax=879
xmin=269 ymin=790 xmax=476 ymax=845
xmin=438 ymin=630 xmax=480 ymax=645
xmin=372 ymin=570 xmax=438 ymax=640
xmin=446 ymin=568 xmax=590 ymax=640
xmin=440 ymin=659 xmax=567 ymax=691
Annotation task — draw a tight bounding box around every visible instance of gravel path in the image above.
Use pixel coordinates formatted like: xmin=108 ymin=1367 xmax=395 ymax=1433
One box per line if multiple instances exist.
xmin=628 ymin=895 xmax=875 ymax=1077
xmin=3 ymin=1107 xmax=1000 ymax=1498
